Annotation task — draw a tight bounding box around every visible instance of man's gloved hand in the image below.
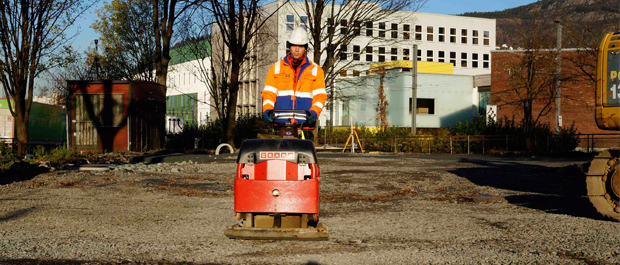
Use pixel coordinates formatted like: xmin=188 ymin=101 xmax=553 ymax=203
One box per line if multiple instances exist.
xmin=306 ymin=111 xmax=317 ymax=126
xmin=263 ymin=110 xmax=275 ymax=123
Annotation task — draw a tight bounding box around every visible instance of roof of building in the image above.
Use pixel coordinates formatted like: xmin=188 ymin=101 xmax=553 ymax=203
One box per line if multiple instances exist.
xmin=169 ymin=39 xmax=211 ymax=65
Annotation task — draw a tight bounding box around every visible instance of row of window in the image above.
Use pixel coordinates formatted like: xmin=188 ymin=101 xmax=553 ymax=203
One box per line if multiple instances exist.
xmin=338 ymin=46 xmax=490 ymax=68
xmin=286 ymin=14 xmax=491 ymax=45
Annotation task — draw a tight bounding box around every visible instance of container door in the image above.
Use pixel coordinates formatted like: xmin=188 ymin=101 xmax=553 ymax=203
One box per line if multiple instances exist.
xmin=73 ymin=94 xmax=99 ymax=150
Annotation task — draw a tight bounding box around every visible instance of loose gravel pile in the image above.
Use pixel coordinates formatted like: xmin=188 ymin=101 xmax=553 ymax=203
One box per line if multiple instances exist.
xmin=0 ymin=153 xmax=618 ymax=264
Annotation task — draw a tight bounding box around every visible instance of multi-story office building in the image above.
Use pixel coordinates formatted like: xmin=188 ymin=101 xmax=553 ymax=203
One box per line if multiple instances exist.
xmin=212 ymin=0 xmax=496 ymax=126
xmin=165 ymin=40 xmax=212 ymax=128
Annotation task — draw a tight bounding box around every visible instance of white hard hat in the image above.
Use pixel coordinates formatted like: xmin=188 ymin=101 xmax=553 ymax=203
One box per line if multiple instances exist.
xmin=287 ymin=26 xmax=309 ymax=47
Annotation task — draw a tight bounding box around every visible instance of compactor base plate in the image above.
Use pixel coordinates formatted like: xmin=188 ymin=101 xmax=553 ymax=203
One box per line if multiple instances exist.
xmin=224 ymin=222 xmax=328 ymax=241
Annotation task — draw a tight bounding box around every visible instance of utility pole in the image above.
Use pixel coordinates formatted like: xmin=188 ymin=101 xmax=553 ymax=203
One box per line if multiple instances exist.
xmin=554 ymin=20 xmax=562 ymax=133
xmin=411 ymin=44 xmax=418 ymax=135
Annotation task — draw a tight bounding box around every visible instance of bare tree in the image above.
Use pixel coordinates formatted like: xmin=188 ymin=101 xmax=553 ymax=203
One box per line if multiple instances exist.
xmin=38 ymin=49 xmax=91 ymax=104
xmin=492 ymin=17 xmax=561 ymax=148
xmin=152 ymin=0 xmax=200 ymax=88
xmin=204 ymin=0 xmax=287 ymax=147
xmin=0 ymin=0 xmax=94 ymax=156
xmin=300 ymin=0 xmax=427 ymax=132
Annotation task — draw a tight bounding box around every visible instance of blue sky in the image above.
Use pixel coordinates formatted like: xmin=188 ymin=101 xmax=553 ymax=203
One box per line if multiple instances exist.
xmin=70 ymin=0 xmax=539 ymax=53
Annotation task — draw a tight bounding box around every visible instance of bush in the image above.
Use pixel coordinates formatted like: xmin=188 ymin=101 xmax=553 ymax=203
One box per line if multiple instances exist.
xmin=0 ymin=141 xmax=18 ymax=168
xmin=165 ymin=114 xmax=271 ymax=151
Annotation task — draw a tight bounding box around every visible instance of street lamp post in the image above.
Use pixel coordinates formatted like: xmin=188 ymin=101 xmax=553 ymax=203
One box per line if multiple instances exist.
xmin=554 ymin=19 xmax=563 ymax=133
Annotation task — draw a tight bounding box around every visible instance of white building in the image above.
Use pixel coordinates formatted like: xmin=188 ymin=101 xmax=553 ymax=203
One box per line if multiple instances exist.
xmin=166 ymin=40 xmax=212 ymax=127
xmin=214 ymin=0 xmax=496 ymax=126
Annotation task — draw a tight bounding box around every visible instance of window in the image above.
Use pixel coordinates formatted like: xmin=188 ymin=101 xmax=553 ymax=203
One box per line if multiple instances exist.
xmin=391 ymin=56 xmax=397 ymax=61
xmin=366 ymin=54 xmax=373 ymax=61
xmin=438 ymin=59 xmax=444 ymax=62
xmin=353 ymin=70 xmax=360 ymax=77
xmin=461 ymin=29 xmax=467 ymax=36
xmin=427 ymin=50 xmax=433 ymax=58
xmin=340 ymin=19 xmax=347 ymax=35
xmin=450 ymin=52 xmax=456 ymax=59
xmin=340 ymin=19 xmax=347 ymax=27
xmin=286 ymin=15 xmax=294 ymax=31
xmin=483 ymin=54 xmax=490 ymax=69
xmin=417 ymin=49 xmax=422 ymax=57
xmin=391 ymin=47 xmax=398 ymax=55
xmin=403 ymin=48 xmax=410 ymax=60
xmin=450 ymin=36 xmax=456 ymax=43
xmin=340 ymin=45 xmax=347 ymax=61
xmin=301 ymin=16 xmax=308 ymax=24
xmin=409 ymin=98 xmax=435 ymax=114
xmin=473 ymin=38 xmax=479 ymax=45
xmin=450 ymin=60 xmax=456 ymax=66
xmin=379 ymin=22 xmax=385 ymax=30
xmin=427 ymin=34 xmax=433 ymax=41
xmin=379 ymin=30 xmax=385 ymax=38
xmin=438 ymin=51 xmax=445 ymax=58
xmin=450 ymin=28 xmax=456 ymax=35
xmin=461 ymin=36 xmax=467 ymax=44
xmin=353 ymin=45 xmax=360 ymax=61
xmin=472 ymin=53 xmax=478 ymax=68
xmin=366 ymin=46 xmax=373 ymax=53
xmin=379 ymin=55 xmax=385 ymax=62
xmin=427 ymin=26 xmax=433 ymax=33
xmin=483 ymin=31 xmax=490 ymax=46
xmin=403 ymin=24 xmax=410 ymax=31
xmin=461 ymin=53 xmax=467 ymax=60
xmin=340 ymin=70 xmax=347 ymax=77
xmin=367 ymin=29 xmax=373 ymax=37
xmin=392 ymin=31 xmax=398 ymax=38
xmin=415 ymin=25 xmax=422 ymax=32
xmin=353 ymin=20 xmax=361 ymax=36
xmin=472 ymin=30 xmax=478 ymax=37
xmin=438 ymin=27 xmax=445 ymax=42
xmin=415 ymin=33 xmax=422 ymax=40
xmin=379 ymin=47 xmax=385 ymax=54
xmin=461 ymin=60 xmax=467 ymax=67
xmin=341 ymin=28 xmax=347 ymax=34
xmin=404 ymin=32 xmax=410 ymax=39
xmin=391 ymin=23 xmax=398 ymax=30
xmin=366 ymin=22 xmax=373 ymax=28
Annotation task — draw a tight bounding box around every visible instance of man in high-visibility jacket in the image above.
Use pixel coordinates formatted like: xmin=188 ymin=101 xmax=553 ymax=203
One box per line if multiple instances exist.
xmin=261 ymin=26 xmax=327 ymax=128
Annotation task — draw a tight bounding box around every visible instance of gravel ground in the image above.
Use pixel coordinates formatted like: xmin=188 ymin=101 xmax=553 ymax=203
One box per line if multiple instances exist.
xmin=0 ymin=152 xmax=618 ymax=265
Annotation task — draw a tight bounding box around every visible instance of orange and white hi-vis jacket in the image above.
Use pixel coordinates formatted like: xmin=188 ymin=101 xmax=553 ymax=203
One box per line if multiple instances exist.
xmin=261 ymin=55 xmax=327 ymax=124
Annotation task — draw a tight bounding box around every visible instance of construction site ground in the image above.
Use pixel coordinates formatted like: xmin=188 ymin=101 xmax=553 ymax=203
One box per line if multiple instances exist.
xmin=1 ymin=152 xmax=619 ymax=264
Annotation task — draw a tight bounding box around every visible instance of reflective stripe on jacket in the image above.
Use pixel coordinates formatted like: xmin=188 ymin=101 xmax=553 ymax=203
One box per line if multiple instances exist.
xmin=261 ymin=55 xmax=327 ymax=123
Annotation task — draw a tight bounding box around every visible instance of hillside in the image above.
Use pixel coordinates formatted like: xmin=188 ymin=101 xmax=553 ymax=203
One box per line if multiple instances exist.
xmin=461 ymin=0 xmax=618 ymax=47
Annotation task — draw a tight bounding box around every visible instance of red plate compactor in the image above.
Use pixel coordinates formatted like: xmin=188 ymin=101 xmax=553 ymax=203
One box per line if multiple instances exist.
xmin=224 ymin=110 xmax=329 ymax=240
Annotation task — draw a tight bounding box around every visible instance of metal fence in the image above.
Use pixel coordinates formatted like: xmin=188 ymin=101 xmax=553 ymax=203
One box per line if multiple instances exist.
xmin=324 ymin=133 xmax=620 ymax=154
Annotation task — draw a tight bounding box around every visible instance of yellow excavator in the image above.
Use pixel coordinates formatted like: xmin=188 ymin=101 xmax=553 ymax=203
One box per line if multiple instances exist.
xmin=587 ymin=31 xmax=620 ymax=221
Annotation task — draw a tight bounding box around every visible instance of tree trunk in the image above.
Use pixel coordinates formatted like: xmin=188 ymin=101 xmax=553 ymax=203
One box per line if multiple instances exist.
xmin=226 ymin=59 xmax=241 ymax=148
xmin=14 ymin=111 xmax=29 ymax=157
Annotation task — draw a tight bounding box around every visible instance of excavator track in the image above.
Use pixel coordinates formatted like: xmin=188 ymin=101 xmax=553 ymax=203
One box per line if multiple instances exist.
xmin=586 ymin=150 xmax=620 ymax=221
